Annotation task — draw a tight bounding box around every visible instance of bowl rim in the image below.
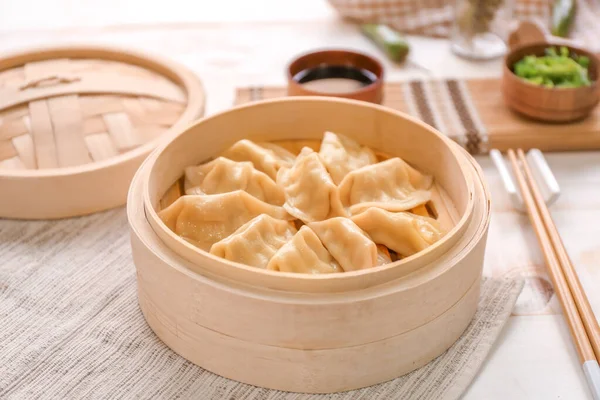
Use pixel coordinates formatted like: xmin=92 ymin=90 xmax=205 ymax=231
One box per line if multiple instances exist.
xmin=286 ymin=48 xmax=384 ymax=99
xmin=0 ymin=44 xmax=205 ymax=179
xmin=141 ymin=96 xmax=480 ymax=285
xmin=504 ymin=41 xmax=600 ymax=92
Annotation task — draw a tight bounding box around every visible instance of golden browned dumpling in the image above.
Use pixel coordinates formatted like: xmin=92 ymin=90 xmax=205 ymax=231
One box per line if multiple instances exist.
xmin=338 ymin=158 xmax=432 ymax=215
xmin=308 ymin=217 xmax=379 ymax=272
xmin=267 ymin=226 xmax=341 ymax=274
xmin=158 ymin=191 xmax=292 ymax=251
xmin=352 ymin=208 xmax=445 ymax=258
xmin=210 ymin=215 xmax=297 ymax=268
xmin=318 ymin=131 xmax=377 ymax=184
xmin=277 ymin=147 xmax=347 ymax=223
xmin=221 ymin=139 xmax=295 ymax=180
xmin=162 ymin=131 xmax=441 ymax=274
xmin=184 ymin=157 xmax=285 ymax=205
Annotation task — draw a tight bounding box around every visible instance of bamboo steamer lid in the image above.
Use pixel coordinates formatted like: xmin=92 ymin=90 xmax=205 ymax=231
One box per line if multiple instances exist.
xmin=0 ymin=45 xmax=205 ymax=219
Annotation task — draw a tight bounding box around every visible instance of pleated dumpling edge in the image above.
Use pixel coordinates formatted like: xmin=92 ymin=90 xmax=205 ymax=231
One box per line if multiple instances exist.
xmin=318 ymin=131 xmax=378 ymax=185
xmin=308 ymin=217 xmax=379 ymax=272
xmin=267 ymin=225 xmax=342 ymax=274
xmin=352 ymin=208 xmax=445 ymax=258
xmin=338 ymin=157 xmax=433 ymax=215
xmin=210 ymin=214 xmax=297 ymax=269
xmin=277 ymin=147 xmax=347 ymax=223
xmin=184 ymin=157 xmax=285 ymax=205
xmin=221 ymin=139 xmax=296 ymax=180
xmin=158 ymin=191 xmax=293 ymax=251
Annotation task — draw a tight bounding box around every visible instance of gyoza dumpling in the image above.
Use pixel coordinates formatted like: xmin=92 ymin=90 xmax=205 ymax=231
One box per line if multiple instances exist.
xmin=277 ymin=147 xmax=347 ymax=223
xmin=308 ymin=217 xmax=379 ymax=272
xmin=352 ymin=208 xmax=445 ymax=257
xmin=184 ymin=157 xmax=285 ymax=205
xmin=221 ymin=139 xmax=295 ymax=179
xmin=210 ymin=214 xmax=296 ymax=268
xmin=267 ymin=226 xmax=341 ymax=274
xmin=338 ymin=158 xmax=433 ymax=215
xmin=158 ymin=190 xmax=292 ymax=251
xmin=260 ymin=142 xmax=298 ymax=164
xmin=318 ymin=131 xmax=378 ymax=184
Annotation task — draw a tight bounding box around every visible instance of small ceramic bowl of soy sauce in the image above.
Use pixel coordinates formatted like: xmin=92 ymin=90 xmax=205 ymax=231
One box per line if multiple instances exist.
xmin=287 ymin=49 xmax=384 ymax=104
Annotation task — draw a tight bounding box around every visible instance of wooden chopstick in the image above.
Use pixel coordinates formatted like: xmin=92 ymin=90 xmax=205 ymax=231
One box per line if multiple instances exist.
xmin=507 ymin=149 xmax=600 ymax=400
xmin=516 ymin=148 xmax=600 ymax=361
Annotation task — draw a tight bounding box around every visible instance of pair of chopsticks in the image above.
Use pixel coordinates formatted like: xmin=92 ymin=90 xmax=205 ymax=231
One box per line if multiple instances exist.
xmin=506 ymin=148 xmax=600 ymax=400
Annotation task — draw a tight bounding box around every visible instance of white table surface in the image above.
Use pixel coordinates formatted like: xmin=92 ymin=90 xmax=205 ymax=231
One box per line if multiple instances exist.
xmin=1 ymin=1 xmax=599 ymax=398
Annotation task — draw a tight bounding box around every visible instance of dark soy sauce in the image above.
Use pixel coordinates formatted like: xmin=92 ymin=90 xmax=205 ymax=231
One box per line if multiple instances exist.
xmin=292 ymin=65 xmax=378 ymax=94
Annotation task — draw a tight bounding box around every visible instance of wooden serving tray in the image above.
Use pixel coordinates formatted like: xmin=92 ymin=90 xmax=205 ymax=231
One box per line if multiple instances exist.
xmin=235 ymin=79 xmax=600 ymax=154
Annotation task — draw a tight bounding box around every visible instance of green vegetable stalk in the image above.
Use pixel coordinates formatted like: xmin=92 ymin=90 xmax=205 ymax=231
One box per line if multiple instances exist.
xmin=361 ymin=24 xmax=410 ymax=62
xmin=551 ymin=0 xmax=576 ymax=37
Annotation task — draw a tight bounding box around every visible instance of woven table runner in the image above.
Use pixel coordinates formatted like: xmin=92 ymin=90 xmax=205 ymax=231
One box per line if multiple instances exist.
xmin=235 ymin=80 xmax=600 ymax=155
xmin=0 ymin=209 xmax=523 ymax=399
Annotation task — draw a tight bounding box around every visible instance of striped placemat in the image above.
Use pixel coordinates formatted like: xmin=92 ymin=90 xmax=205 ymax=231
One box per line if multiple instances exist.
xmin=235 ymin=79 xmax=600 ymax=154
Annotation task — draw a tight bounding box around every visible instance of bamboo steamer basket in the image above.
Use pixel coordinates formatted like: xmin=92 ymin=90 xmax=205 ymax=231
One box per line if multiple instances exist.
xmin=0 ymin=45 xmax=205 ymax=219
xmin=128 ymin=97 xmax=491 ymax=393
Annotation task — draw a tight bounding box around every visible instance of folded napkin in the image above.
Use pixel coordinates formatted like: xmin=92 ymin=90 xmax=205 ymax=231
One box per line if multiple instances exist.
xmin=328 ymin=0 xmax=600 ymax=52
xmin=0 ymin=209 xmax=522 ymax=399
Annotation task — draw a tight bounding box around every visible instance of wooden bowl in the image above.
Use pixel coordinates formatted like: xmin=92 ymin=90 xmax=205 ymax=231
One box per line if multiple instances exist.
xmin=127 ymin=97 xmax=491 ymax=393
xmin=0 ymin=45 xmax=205 ymax=219
xmin=502 ymin=43 xmax=600 ymax=122
xmin=287 ymin=49 xmax=384 ymax=104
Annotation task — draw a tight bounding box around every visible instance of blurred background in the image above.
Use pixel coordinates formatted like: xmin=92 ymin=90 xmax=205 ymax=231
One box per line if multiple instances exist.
xmin=1 ymin=0 xmax=505 ymax=116
xmin=0 ymin=0 xmax=335 ymax=30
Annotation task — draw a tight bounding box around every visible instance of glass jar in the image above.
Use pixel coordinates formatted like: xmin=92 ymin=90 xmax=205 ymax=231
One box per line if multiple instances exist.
xmin=451 ymin=0 xmax=514 ymax=60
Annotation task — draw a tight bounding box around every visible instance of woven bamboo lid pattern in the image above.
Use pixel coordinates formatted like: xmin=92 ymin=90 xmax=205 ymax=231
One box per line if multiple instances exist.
xmin=0 ymin=46 xmax=205 ymax=219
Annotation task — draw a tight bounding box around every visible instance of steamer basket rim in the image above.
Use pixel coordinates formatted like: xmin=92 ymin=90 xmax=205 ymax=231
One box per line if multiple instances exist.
xmin=141 ymin=96 xmax=483 ymax=284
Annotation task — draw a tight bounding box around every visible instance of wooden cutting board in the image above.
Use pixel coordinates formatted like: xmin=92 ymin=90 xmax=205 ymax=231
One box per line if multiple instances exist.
xmin=235 ymin=78 xmax=600 ymax=154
